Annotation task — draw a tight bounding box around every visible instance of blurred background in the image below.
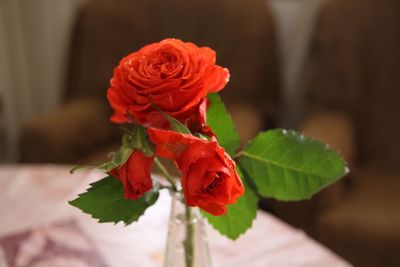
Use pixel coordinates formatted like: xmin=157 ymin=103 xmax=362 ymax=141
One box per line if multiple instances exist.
xmin=0 ymin=0 xmax=399 ymax=266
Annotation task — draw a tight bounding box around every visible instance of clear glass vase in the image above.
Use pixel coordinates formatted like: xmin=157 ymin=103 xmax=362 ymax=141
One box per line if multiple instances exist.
xmin=164 ymin=192 xmax=212 ymax=267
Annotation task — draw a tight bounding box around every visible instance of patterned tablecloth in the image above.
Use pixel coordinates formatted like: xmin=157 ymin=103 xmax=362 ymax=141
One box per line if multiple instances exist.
xmin=0 ymin=165 xmax=351 ymax=267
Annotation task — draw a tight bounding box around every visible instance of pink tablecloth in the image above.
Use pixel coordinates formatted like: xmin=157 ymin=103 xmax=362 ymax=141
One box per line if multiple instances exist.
xmin=0 ymin=165 xmax=351 ymax=267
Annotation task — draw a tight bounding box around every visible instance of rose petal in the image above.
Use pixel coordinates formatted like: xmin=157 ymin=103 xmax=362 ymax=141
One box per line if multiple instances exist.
xmin=148 ymin=128 xmax=244 ymax=215
xmin=107 ymin=38 xmax=230 ymax=130
xmin=205 ymin=66 xmax=230 ymax=93
xmin=148 ymin=128 xmax=202 ymax=160
xmin=109 ymin=150 xmax=154 ymax=200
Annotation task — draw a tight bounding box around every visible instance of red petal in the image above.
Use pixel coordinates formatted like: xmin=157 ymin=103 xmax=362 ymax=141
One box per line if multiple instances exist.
xmin=147 ymin=128 xmax=201 ymax=160
xmin=109 ymin=150 xmax=154 ymax=200
xmin=205 ymin=66 xmax=230 ymax=93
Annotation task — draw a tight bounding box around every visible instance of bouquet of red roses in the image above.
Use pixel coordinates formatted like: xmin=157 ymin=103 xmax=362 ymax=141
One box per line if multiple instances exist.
xmin=70 ymin=38 xmax=347 ymax=266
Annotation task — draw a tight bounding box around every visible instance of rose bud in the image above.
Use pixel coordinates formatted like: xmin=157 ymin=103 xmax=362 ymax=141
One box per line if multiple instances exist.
xmin=148 ymin=128 xmax=244 ymax=216
xmin=109 ymin=150 xmax=154 ymax=200
xmin=107 ymin=38 xmax=229 ymax=131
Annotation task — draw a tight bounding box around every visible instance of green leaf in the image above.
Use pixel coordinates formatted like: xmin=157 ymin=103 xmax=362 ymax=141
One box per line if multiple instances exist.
xmin=98 ymin=127 xmax=153 ymax=171
xmin=167 ymin=116 xmax=191 ymax=134
xmin=70 ymin=145 xmax=133 ymax=174
xmin=131 ymin=125 xmax=153 ymax=156
xmin=70 ymin=134 xmax=134 ymax=174
xmin=70 ymin=126 xmax=154 ymax=174
xmin=239 ymin=129 xmax=348 ymax=201
xmin=97 ymin=144 xmax=133 ymax=172
xmin=206 ymin=93 xmax=240 ymax=156
xmin=202 ymin=166 xmax=258 ymax=240
xmin=151 ymin=102 xmax=191 ymax=134
xmin=69 ymin=176 xmax=159 ymax=225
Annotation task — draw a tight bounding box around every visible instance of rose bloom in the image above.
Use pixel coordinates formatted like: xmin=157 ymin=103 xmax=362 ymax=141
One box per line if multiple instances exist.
xmin=107 ymin=38 xmax=230 ymax=131
xmin=109 ymin=150 xmax=154 ymax=200
xmin=148 ymin=128 xmax=244 ymax=216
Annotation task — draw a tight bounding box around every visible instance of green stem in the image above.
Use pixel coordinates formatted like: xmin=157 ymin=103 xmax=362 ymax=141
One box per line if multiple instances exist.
xmin=154 ymin=157 xmax=177 ymax=191
xmin=184 ymin=204 xmax=194 ymax=267
xmin=233 ymin=150 xmax=244 ymax=159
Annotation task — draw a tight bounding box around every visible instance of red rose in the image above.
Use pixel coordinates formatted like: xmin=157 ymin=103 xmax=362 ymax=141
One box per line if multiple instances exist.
xmin=107 ymin=38 xmax=229 ymax=130
xmin=109 ymin=150 xmax=154 ymax=200
xmin=148 ymin=128 xmax=244 ymax=216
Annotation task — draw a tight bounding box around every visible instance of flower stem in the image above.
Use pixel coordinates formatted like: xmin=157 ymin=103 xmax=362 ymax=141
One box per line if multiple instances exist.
xmin=233 ymin=150 xmax=244 ymax=159
xmin=154 ymin=157 xmax=177 ymax=191
xmin=184 ymin=204 xmax=194 ymax=267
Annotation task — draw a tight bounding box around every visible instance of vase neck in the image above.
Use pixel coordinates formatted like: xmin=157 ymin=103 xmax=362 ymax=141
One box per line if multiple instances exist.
xmin=170 ymin=192 xmax=201 ymax=222
xmin=164 ymin=191 xmax=212 ymax=267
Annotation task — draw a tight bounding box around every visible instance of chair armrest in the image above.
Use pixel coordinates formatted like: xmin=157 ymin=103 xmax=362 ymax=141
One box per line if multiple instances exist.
xmin=18 ymin=98 xmax=117 ymax=163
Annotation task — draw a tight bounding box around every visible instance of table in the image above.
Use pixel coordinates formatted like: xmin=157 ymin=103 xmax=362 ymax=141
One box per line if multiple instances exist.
xmin=0 ymin=165 xmax=351 ymax=267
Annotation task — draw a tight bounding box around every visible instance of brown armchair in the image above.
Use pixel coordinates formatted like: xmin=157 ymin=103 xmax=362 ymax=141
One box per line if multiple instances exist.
xmin=270 ymin=0 xmax=400 ymax=266
xmin=18 ymin=0 xmax=281 ymax=164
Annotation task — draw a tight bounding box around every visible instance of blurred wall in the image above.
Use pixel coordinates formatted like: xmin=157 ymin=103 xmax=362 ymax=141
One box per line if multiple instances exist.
xmin=0 ymin=0 xmax=85 ymax=161
xmin=0 ymin=0 xmax=326 ymax=162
